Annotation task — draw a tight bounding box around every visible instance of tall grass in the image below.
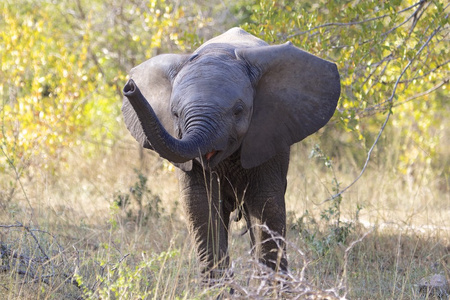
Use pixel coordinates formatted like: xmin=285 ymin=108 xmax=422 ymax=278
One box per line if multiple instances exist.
xmin=1 ymin=129 xmax=449 ymax=298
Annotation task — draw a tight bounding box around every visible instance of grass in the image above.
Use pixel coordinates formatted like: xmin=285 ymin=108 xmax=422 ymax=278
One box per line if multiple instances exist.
xmin=0 ymin=134 xmax=449 ymax=299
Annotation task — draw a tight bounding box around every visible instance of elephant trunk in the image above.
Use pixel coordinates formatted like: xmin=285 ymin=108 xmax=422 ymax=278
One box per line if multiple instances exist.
xmin=123 ymin=79 xmax=213 ymax=163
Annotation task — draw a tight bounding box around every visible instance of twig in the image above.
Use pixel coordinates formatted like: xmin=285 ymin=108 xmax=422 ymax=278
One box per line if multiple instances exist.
xmin=357 ymin=76 xmax=449 ymax=117
xmin=0 ymin=146 xmax=33 ymax=215
xmin=20 ymin=223 xmax=50 ymax=261
xmin=285 ymin=0 xmax=428 ymax=40
xmin=0 ymin=224 xmax=84 ymax=291
xmin=393 ymin=78 xmax=449 ymax=107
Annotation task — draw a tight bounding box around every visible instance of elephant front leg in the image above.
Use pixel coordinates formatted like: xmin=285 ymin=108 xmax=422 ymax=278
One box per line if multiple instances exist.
xmin=177 ymin=168 xmax=231 ymax=283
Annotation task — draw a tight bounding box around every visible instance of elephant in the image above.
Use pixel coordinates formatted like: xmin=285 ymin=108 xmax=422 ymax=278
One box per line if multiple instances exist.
xmin=122 ymin=28 xmax=340 ymax=281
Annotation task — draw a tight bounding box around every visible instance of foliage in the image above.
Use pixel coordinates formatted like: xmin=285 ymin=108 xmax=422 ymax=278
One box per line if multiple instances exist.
xmin=1 ymin=0 xmax=117 ymax=173
xmin=74 ymin=249 xmax=181 ymax=299
xmin=243 ymin=0 xmax=449 ymax=174
xmin=0 ymin=0 xmax=208 ymax=179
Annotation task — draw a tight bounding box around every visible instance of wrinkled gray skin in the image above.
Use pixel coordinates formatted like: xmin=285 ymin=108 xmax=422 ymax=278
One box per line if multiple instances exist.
xmin=122 ymin=28 xmax=340 ymax=280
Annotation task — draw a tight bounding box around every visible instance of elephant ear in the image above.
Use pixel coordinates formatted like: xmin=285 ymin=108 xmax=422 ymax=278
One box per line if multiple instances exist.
xmin=236 ymin=42 xmax=340 ymax=169
xmin=122 ymin=53 xmax=193 ymax=171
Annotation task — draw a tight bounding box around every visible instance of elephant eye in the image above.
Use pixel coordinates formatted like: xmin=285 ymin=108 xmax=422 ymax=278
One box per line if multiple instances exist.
xmin=233 ymin=103 xmax=245 ymax=116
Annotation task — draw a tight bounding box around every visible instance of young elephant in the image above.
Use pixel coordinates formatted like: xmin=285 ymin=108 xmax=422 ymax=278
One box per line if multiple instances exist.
xmin=122 ymin=28 xmax=340 ymax=280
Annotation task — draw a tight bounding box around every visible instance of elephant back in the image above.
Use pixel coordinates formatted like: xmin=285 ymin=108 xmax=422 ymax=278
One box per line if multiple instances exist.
xmin=195 ymin=27 xmax=268 ymax=53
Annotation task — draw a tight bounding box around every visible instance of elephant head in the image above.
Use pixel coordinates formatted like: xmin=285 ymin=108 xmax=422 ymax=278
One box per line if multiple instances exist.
xmin=122 ymin=28 xmax=340 ymax=170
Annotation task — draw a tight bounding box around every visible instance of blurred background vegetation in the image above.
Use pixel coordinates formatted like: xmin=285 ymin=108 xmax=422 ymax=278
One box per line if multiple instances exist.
xmin=0 ymin=0 xmax=448 ymax=298
xmin=1 ymin=0 xmax=448 ymax=183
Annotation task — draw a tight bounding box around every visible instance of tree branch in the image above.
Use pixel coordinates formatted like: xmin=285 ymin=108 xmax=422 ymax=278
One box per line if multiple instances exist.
xmin=393 ymin=78 xmax=449 ymax=107
xmin=285 ymin=0 xmax=428 ymax=40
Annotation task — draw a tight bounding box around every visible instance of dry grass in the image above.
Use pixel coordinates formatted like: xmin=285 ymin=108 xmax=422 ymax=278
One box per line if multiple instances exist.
xmin=1 ymin=133 xmax=449 ymax=299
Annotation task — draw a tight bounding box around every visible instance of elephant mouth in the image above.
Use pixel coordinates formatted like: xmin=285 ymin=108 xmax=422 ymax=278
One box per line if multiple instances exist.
xmin=205 ymin=150 xmax=218 ymax=161
xmin=197 ymin=150 xmax=223 ymax=169
xmin=197 ymin=137 xmax=238 ymax=169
